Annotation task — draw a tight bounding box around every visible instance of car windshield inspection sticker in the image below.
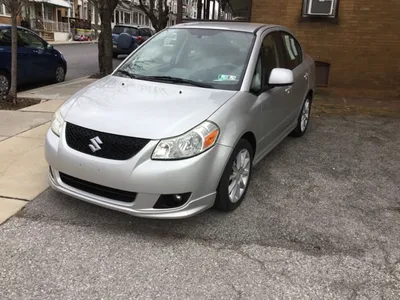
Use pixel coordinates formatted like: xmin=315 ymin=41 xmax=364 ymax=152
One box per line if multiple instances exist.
xmin=215 ymin=74 xmax=238 ymax=81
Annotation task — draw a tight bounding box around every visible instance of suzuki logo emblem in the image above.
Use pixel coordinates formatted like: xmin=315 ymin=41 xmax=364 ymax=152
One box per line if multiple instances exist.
xmin=89 ymin=136 xmax=103 ymax=152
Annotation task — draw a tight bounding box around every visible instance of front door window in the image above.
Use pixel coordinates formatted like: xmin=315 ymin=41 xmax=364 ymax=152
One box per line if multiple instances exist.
xmin=17 ymin=29 xmax=45 ymax=50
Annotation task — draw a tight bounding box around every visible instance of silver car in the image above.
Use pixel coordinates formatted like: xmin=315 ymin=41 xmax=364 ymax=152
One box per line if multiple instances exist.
xmin=45 ymin=22 xmax=316 ymax=219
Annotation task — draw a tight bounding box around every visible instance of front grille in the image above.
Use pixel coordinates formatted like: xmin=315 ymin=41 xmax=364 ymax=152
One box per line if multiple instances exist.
xmin=65 ymin=123 xmax=150 ymax=160
xmin=59 ymin=173 xmax=137 ymax=203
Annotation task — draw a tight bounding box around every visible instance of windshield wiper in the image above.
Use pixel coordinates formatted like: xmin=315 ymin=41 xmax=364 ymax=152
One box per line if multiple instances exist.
xmin=144 ymin=76 xmax=214 ymax=89
xmin=114 ymin=69 xmax=141 ymax=79
xmin=114 ymin=72 xmax=214 ymax=89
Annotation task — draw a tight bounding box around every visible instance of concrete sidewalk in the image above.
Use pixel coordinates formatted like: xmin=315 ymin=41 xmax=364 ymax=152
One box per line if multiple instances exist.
xmin=50 ymin=40 xmax=98 ymax=46
xmin=0 ymin=77 xmax=97 ymax=224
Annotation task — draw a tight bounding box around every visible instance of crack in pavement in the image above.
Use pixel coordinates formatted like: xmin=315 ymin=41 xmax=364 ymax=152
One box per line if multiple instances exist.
xmin=0 ymin=195 xmax=29 ymax=202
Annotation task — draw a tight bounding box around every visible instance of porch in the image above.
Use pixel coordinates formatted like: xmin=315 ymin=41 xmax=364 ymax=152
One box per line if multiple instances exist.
xmin=28 ymin=0 xmax=72 ymax=41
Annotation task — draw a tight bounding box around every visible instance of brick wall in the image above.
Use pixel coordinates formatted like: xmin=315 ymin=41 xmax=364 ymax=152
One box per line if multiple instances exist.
xmin=251 ymin=0 xmax=400 ymax=99
xmin=0 ymin=15 xmax=21 ymax=25
xmin=0 ymin=16 xmax=12 ymax=25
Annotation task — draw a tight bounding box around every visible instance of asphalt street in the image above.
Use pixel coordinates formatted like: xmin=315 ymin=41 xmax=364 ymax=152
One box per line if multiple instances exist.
xmin=54 ymin=43 xmax=123 ymax=81
xmin=1 ymin=116 xmax=399 ymax=299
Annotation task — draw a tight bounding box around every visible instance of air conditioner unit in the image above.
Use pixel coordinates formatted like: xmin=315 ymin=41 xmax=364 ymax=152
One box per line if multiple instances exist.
xmin=307 ymin=0 xmax=336 ymax=16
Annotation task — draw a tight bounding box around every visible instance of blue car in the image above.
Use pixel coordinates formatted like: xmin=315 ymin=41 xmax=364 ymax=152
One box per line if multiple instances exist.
xmin=0 ymin=24 xmax=67 ymax=97
xmin=112 ymin=24 xmax=155 ymax=58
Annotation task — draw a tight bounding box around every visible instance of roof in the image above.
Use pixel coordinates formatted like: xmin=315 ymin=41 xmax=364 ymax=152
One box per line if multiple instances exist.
xmin=31 ymin=0 xmax=71 ymax=8
xmin=0 ymin=24 xmax=27 ymax=30
xmin=113 ymin=24 xmax=151 ymax=29
xmin=172 ymin=22 xmax=274 ymax=33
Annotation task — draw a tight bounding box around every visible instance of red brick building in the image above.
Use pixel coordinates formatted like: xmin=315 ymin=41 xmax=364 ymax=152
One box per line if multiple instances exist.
xmin=227 ymin=0 xmax=400 ymax=99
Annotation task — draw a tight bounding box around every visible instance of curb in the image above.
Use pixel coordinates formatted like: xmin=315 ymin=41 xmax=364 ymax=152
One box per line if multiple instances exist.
xmin=50 ymin=41 xmax=98 ymax=46
xmin=16 ymin=76 xmax=97 ymax=105
xmin=19 ymin=75 xmax=92 ymax=93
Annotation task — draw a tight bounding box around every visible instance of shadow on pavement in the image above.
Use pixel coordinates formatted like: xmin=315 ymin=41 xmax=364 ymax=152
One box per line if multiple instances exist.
xmin=16 ymin=116 xmax=400 ymax=261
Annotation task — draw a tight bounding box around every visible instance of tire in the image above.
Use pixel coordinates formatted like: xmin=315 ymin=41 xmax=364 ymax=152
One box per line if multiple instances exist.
xmin=113 ymin=53 xmax=118 ymax=59
xmin=0 ymin=71 xmax=10 ymax=98
xmin=214 ymin=139 xmax=254 ymax=212
xmin=290 ymin=96 xmax=312 ymax=137
xmin=54 ymin=64 xmax=66 ymax=83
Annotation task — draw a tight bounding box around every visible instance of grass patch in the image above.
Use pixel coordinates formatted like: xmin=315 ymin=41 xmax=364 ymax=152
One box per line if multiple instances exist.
xmin=0 ymin=98 xmax=42 ymax=110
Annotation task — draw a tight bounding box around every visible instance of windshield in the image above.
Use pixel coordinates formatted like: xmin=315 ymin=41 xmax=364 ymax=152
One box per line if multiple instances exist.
xmin=112 ymin=26 xmax=139 ymax=36
xmin=115 ymin=28 xmax=255 ymax=90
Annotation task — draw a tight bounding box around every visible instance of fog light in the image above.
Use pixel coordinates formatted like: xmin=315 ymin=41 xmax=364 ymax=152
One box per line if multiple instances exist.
xmin=173 ymin=194 xmax=183 ymax=203
xmin=154 ymin=193 xmax=191 ymax=209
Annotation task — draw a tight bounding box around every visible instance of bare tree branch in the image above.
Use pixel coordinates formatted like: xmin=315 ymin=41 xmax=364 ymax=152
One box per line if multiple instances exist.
xmin=138 ymin=0 xmax=169 ymax=32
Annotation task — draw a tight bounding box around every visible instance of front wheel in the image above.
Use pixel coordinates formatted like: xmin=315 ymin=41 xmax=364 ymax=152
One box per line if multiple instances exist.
xmin=214 ymin=139 xmax=254 ymax=212
xmin=290 ymin=97 xmax=312 ymax=137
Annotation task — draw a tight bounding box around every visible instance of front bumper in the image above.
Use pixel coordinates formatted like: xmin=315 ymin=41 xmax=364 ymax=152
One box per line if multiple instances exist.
xmin=45 ymin=128 xmax=232 ymax=219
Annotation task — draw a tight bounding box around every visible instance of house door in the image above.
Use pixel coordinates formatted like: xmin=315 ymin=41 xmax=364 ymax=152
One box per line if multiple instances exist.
xmin=57 ymin=10 xmax=62 ymax=23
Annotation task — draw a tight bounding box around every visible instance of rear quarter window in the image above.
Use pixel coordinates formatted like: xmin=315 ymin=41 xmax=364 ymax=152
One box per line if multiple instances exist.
xmin=139 ymin=29 xmax=147 ymax=36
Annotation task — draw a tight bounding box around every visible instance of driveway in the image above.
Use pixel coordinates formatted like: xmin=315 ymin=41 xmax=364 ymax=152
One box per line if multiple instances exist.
xmin=0 ymin=115 xmax=399 ymax=299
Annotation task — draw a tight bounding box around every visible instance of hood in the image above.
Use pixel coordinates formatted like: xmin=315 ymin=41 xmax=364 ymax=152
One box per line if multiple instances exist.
xmin=64 ymin=75 xmax=237 ymax=140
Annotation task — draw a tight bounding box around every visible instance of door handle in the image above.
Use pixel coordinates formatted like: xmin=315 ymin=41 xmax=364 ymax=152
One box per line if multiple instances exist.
xmin=304 ymin=72 xmax=309 ymax=80
xmin=285 ymin=87 xmax=292 ymax=94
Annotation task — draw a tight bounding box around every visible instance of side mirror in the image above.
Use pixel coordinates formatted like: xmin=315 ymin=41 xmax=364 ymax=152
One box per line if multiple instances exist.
xmin=268 ymin=68 xmax=294 ymax=87
xmin=46 ymin=44 xmax=54 ymax=51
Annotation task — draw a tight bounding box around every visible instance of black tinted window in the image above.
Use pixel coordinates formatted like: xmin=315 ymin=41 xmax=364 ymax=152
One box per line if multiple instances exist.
xmin=139 ymin=28 xmax=151 ymax=37
xmin=18 ymin=29 xmax=45 ymax=49
xmin=276 ymin=32 xmax=302 ymax=70
xmin=0 ymin=28 xmax=11 ymax=46
xmin=261 ymin=33 xmax=280 ymax=86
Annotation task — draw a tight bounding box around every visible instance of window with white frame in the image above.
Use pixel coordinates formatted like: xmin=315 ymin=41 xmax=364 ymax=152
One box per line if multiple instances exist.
xmin=1 ymin=4 xmax=11 ymax=16
xmin=125 ymin=13 xmax=131 ymax=24
xmin=302 ymin=0 xmax=339 ymax=18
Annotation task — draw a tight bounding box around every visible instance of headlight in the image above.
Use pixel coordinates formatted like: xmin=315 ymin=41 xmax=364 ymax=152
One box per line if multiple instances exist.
xmin=51 ymin=108 xmax=64 ymax=137
xmin=152 ymin=121 xmax=220 ymax=160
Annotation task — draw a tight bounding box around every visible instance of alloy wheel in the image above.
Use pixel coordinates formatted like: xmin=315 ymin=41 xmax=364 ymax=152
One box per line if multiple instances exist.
xmin=56 ymin=66 xmax=65 ymax=82
xmin=228 ymin=149 xmax=251 ymax=203
xmin=0 ymin=74 xmax=9 ymax=97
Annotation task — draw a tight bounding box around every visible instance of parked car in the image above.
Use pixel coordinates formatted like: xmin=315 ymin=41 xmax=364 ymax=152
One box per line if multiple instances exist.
xmin=46 ymin=22 xmax=316 ymax=219
xmin=0 ymin=24 xmax=67 ymax=97
xmin=112 ymin=24 xmax=155 ymax=58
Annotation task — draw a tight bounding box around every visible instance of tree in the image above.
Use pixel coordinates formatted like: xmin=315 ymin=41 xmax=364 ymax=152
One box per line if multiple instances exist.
xmin=88 ymin=0 xmax=120 ymax=76
xmin=0 ymin=0 xmax=25 ymax=105
xmin=197 ymin=0 xmax=202 ymax=19
xmin=177 ymin=0 xmax=183 ymax=24
xmin=138 ymin=0 xmax=169 ymax=32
